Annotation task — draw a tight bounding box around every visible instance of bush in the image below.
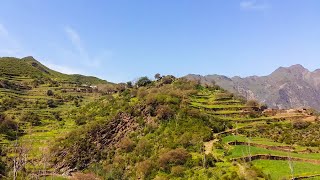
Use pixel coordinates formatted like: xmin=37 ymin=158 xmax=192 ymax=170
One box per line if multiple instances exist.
xmin=171 ymin=165 xmax=185 ymax=177
xmin=136 ymin=160 xmax=153 ymax=178
xmin=246 ymin=99 xmax=259 ymax=106
xmin=20 ymin=112 xmax=41 ymax=126
xmin=47 ymin=99 xmax=57 ymax=108
xmin=136 ymin=77 xmax=152 ymax=87
xmin=161 ymin=75 xmax=175 ymax=85
xmin=118 ymin=137 xmax=135 ymax=152
xmin=0 ymin=147 xmax=5 ymax=176
xmin=0 ymin=114 xmax=18 ymax=140
xmin=52 ymin=112 xmax=62 ymax=121
xmin=135 ymin=139 xmax=152 ymax=157
xmin=293 ymin=120 xmax=311 ymax=129
xmin=158 ymin=148 xmax=191 ymax=170
xmin=204 ymin=153 xmax=216 ymax=167
xmin=75 ymin=115 xmax=87 ymax=125
xmin=47 ymin=89 xmax=54 ymax=96
xmin=74 ymin=100 xmax=80 ymax=107
xmin=156 ymin=105 xmax=174 ymax=120
xmin=260 ymin=103 xmax=268 ymax=111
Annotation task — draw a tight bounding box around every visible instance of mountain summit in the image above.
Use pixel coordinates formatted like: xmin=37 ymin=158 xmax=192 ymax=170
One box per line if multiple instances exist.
xmin=185 ymin=64 xmax=320 ymax=110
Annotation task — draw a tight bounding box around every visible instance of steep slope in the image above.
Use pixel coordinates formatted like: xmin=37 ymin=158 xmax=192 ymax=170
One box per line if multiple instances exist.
xmin=0 ymin=56 xmax=115 ymax=179
xmin=2 ymin=72 xmax=319 ymax=179
xmin=185 ymin=64 xmax=320 ymax=110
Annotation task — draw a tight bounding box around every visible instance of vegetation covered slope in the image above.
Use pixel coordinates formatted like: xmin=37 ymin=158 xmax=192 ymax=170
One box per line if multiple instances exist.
xmin=47 ymin=77 xmax=271 ymax=179
xmin=0 ymin=56 xmax=116 ymax=179
xmin=1 ymin=58 xmax=320 ymax=180
xmin=47 ymin=76 xmax=320 ymax=180
xmin=0 ymin=56 xmax=110 ymax=85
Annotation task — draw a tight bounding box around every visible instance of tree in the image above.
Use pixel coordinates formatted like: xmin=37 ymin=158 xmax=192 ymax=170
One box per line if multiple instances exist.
xmin=154 ymin=73 xmax=161 ymax=80
xmin=74 ymin=100 xmax=80 ymax=107
xmin=46 ymin=90 xmax=54 ymax=96
xmin=52 ymin=112 xmax=62 ymax=121
xmin=260 ymin=103 xmax=268 ymax=111
xmin=158 ymin=148 xmax=191 ymax=170
xmin=156 ymin=105 xmax=174 ymax=120
xmin=246 ymin=99 xmax=260 ymax=111
xmin=136 ymin=160 xmax=153 ymax=179
xmin=171 ymin=166 xmax=185 ymax=177
xmin=246 ymin=99 xmax=259 ymax=108
xmin=161 ymin=75 xmax=175 ymax=84
xmin=0 ymin=114 xmax=18 ymax=140
xmin=126 ymin=81 xmax=133 ymax=88
xmin=47 ymin=99 xmax=57 ymax=108
xmin=118 ymin=137 xmax=135 ymax=152
xmin=116 ymin=83 xmax=126 ymax=92
xmin=136 ymin=77 xmax=152 ymax=87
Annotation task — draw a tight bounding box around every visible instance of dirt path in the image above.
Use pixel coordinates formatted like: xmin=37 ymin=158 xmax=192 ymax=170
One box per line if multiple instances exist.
xmin=204 ymin=140 xmax=214 ymax=154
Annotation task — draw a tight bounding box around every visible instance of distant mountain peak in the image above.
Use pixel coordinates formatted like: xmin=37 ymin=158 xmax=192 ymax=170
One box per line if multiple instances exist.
xmin=313 ymin=69 xmax=320 ymax=73
xmin=288 ymin=64 xmax=308 ymax=72
xmin=271 ymin=64 xmax=308 ymax=76
xmin=184 ymin=64 xmax=320 ymax=110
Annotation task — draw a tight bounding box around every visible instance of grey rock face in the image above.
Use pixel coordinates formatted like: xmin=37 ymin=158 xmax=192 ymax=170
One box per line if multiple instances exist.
xmin=184 ymin=64 xmax=320 ymax=110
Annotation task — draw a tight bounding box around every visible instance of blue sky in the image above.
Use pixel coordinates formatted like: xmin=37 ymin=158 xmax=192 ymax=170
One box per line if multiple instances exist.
xmin=1 ymin=0 xmax=320 ymax=82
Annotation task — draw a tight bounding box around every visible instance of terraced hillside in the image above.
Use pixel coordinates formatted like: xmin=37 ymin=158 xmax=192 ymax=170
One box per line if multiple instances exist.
xmin=2 ymin=58 xmax=320 ymax=180
xmin=191 ymin=88 xmax=320 ymax=179
xmin=0 ymin=57 xmax=116 ymax=179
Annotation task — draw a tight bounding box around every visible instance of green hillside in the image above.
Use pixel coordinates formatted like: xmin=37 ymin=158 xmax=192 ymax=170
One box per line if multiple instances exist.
xmin=0 ymin=56 xmax=110 ymax=85
xmin=1 ymin=59 xmax=320 ymax=179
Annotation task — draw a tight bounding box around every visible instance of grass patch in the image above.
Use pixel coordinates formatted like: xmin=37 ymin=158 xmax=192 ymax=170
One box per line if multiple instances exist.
xmin=253 ymin=160 xmax=320 ymax=180
xmin=229 ymin=145 xmax=320 ymax=160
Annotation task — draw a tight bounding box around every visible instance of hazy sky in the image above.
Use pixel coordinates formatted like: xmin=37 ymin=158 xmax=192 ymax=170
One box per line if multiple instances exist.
xmin=1 ymin=0 xmax=320 ymax=82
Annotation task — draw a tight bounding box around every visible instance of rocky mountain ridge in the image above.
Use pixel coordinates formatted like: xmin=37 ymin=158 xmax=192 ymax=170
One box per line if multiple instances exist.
xmin=185 ymin=64 xmax=320 ymax=110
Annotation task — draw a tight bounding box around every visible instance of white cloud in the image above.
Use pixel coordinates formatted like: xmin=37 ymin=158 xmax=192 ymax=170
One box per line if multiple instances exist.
xmin=64 ymin=26 xmax=112 ymax=69
xmin=41 ymin=61 xmax=84 ymax=75
xmin=240 ymin=0 xmax=269 ymax=11
xmin=64 ymin=26 xmax=89 ymax=60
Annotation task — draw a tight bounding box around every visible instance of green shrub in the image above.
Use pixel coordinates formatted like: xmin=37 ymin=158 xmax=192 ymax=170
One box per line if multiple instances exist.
xmin=136 ymin=160 xmax=153 ymax=179
xmin=118 ymin=137 xmax=135 ymax=152
xmin=156 ymin=105 xmax=174 ymax=120
xmin=20 ymin=112 xmax=41 ymax=126
xmin=0 ymin=114 xmax=18 ymax=140
xmin=47 ymin=89 xmax=54 ymax=96
xmin=158 ymin=148 xmax=191 ymax=170
xmin=136 ymin=77 xmax=152 ymax=87
xmin=171 ymin=165 xmax=185 ymax=177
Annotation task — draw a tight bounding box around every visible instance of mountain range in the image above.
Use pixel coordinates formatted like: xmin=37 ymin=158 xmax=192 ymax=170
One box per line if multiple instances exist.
xmin=3 ymin=56 xmax=320 ymax=111
xmin=185 ymin=64 xmax=320 ymax=110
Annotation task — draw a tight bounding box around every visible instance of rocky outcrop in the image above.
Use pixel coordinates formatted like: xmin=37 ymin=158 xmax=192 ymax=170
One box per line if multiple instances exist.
xmin=52 ymin=112 xmax=138 ymax=173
